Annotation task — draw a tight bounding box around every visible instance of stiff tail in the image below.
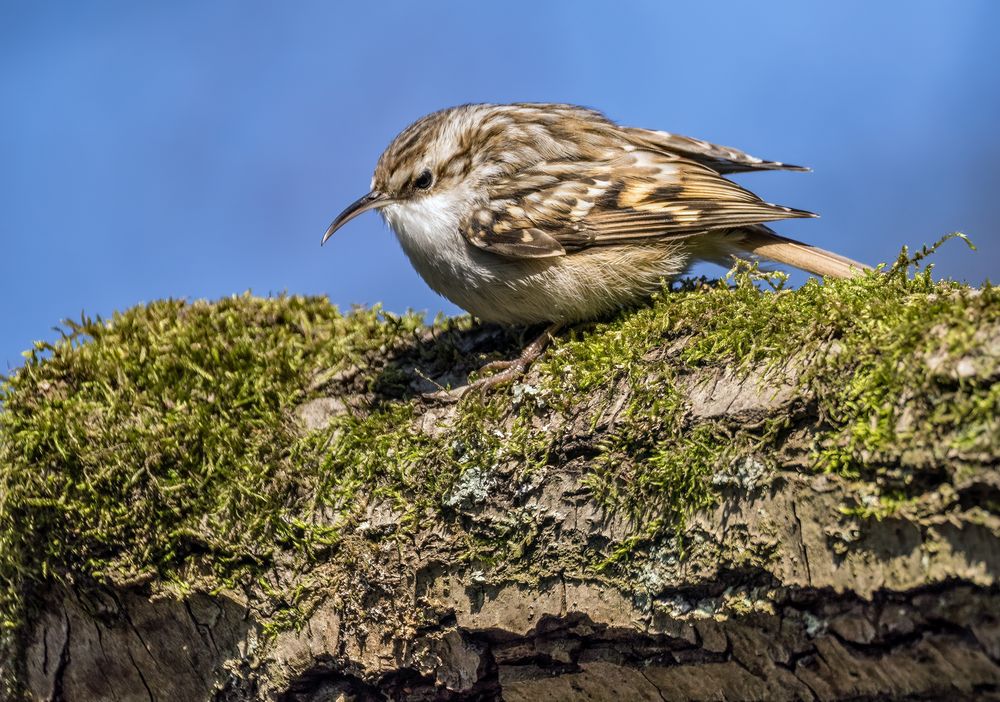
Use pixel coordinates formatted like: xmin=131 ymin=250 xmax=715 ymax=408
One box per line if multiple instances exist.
xmin=734 ymin=225 xmax=870 ymax=279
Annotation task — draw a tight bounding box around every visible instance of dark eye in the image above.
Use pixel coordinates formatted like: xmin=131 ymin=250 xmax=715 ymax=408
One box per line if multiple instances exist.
xmin=413 ymin=169 xmax=433 ymax=190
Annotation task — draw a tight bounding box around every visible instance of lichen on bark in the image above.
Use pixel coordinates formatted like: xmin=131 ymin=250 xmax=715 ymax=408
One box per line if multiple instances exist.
xmin=1 ymin=239 xmax=998 ymax=700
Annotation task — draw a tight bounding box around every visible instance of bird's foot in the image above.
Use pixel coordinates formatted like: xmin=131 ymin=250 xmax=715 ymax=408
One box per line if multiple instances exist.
xmin=419 ymin=323 xmax=562 ymax=403
xmin=467 ymin=322 xmax=562 ymax=393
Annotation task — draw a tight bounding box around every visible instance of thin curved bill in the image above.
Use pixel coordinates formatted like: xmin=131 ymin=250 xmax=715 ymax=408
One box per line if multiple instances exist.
xmin=321 ymin=191 xmax=392 ymax=245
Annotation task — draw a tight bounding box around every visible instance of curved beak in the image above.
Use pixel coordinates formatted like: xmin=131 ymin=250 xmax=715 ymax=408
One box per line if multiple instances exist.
xmin=321 ymin=191 xmax=392 ymax=245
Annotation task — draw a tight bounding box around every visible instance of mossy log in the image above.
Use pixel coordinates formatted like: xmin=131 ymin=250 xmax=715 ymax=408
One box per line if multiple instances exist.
xmin=2 ymin=260 xmax=999 ymax=700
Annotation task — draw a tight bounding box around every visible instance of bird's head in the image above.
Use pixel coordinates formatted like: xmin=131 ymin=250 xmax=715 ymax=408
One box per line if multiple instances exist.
xmin=321 ymin=103 xmax=612 ymax=244
xmin=321 ymin=106 xmax=490 ymax=244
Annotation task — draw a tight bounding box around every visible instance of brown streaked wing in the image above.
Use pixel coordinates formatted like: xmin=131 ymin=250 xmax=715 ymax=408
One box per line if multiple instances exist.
xmin=461 ymin=152 xmax=816 ymax=260
xmin=463 ymin=206 xmax=566 ymax=258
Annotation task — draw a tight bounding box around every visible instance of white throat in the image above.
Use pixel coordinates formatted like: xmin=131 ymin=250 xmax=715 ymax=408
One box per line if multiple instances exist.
xmin=382 ymin=192 xmax=464 ymax=259
xmin=380 ymin=190 xmax=496 ymax=295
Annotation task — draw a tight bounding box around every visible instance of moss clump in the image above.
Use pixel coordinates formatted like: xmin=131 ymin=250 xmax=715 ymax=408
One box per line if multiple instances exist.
xmin=0 ymin=295 xmax=424 ymax=682
xmin=663 ymin=245 xmax=998 ymax=477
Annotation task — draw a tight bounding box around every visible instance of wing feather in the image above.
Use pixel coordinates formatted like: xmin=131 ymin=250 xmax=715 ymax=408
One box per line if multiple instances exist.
xmin=460 ymin=151 xmax=816 ymax=259
xmin=622 ymin=127 xmax=810 ymax=173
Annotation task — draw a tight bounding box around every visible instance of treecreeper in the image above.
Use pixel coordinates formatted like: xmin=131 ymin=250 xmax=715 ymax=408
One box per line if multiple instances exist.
xmin=323 ymin=102 xmax=869 ymax=387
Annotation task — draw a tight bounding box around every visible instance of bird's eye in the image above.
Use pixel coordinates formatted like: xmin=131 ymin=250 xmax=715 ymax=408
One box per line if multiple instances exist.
xmin=413 ymin=169 xmax=433 ymax=190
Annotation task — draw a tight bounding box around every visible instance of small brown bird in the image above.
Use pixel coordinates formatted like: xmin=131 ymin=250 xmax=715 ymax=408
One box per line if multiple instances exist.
xmin=323 ymin=103 xmax=867 ymax=387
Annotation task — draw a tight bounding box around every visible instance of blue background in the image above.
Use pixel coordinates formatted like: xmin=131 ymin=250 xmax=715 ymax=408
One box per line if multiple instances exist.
xmin=2 ymin=1 xmax=998 ymax=369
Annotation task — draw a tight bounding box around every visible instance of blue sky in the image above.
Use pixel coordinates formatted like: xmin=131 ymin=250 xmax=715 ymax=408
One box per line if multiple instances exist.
xmin=2 ymin=1 xmax=998 ymax=369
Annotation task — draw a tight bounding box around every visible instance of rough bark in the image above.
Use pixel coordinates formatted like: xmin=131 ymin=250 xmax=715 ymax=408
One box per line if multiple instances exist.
xmin=15 ymin=309 xmax=1000 ymax=702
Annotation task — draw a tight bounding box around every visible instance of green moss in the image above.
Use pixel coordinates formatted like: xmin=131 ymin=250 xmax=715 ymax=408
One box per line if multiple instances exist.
xmin=0 ymin=294 xmax=425 ymax=688
xmin=309 ymin=401 xmax=434 ymax=518
xmin=663 ymin=247 xmax=998 ymax=481
xmin=515 ymin=235 xmax=993 ymax=563
xmin=1 ymin=238 xmax=996 ymax=693
xmin=535 ymin=280 xmax=789 ymax=566
xmin=838 ymin=490 xmax=920 ymax=521
xmin=581 ymin=369 xmax=724 ymax=555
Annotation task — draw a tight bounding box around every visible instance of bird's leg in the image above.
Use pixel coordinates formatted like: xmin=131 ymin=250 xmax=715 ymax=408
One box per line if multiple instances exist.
xmin=470 ymin=322 xmax=563 ymax=392
xmin=421 ymin=323 xmax=563 ymax=403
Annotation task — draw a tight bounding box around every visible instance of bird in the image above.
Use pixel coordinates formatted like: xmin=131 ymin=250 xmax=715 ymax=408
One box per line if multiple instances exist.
xmin=322 ymin=103 xmax=868 ymax=390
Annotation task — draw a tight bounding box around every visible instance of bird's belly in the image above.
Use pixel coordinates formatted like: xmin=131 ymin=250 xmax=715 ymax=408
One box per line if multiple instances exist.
xmin=404 ymin=237 xmax=693 ymax=325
